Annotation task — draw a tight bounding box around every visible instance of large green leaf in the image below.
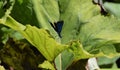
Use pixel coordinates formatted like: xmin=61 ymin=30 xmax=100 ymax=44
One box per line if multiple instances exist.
xmin=0 ymin=16 xmax=67 ymax=61
xmin=104 ymin=2 xmax=120 ymax=18
xmin=10 ymin=0 xmax=39 ymax=26
xmin=32 ymin=0 xmax=60 ymax=23
xmin=58 ymin=0 xmax=100 ymax=69
xmin=22 ymin=25 xmax=67 ymax=61
xmin=60 ymin=0 xmax=100 ymax=44
xmin=58 ymin=0 xmax=120 ymax=69
xmin=32 ymin=0 xmax=60 ymax=39
xmin=1 ymin=0 xmax=120 ymax=70
xmin=67 ymin=41 xmax=118 ymax=61
xmin=62 ymin=40 xmax=120 ymax=70
xmin=74 ymin=14 xmax=120 ymax=69
xmin=79 ymin=15 xmax=120 ymax=52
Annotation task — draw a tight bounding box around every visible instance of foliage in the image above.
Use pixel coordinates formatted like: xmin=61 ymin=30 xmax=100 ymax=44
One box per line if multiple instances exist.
xmin=0 ymin=0 xmax=120 ymax=70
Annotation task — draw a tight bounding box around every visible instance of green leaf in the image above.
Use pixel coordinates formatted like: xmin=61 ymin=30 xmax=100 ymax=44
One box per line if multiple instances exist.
xmin=58 ymin=0 xmax=100 ymax=69
xmin=32 ymin=0 xmax=60 ymax=25
xmin=55 ymin=41 xmax=92 ymax=70
xmin=104 ymin=2 xmax=120 ymax=18
xmin=17 ymin=0 xmax=23 ymax=4
xmin=0 ymin=0 xmax=15 ymax=22
xmin=79 ymin=15 xmax=120 ymax=50
xmin=31 ymin=0 xmax=60 ymax=38
xmin=112 ymin=62 xmax=118 ymax=69
xmin=55 ymin=54 xmax=62 ymax=70
xmin=61 ymin=50 xmax=74 ymax=70
xmin=60 ymin=41 xmax=94 ymax=70
xmin=67 ymin=41 xmax=93 ymax=61
xmin=0 ymin=26 xmax=24 ymax=44
xmin=38 ymin=61 xmax=55 ymax=70
xmin=58 ymin=0 xmax=120 ymax=69
xmin=10 ymin=0 xmax=39 ymax=26
xmin=61 ymin=41 xmax=120 ymax=69
xmin=0 ymin=66 xmax=5 ymax=70
xmin=0 ymin=16 xmax=26 ymax=31
xmin=98 ymin=56 xmax=119 ymax=66
xmin=22 ymin=25 xmax=67 ymax=61
xmin=55 ymin=50 xmax=74 ymax=70
xmin=59 ymin=5 xmax=120 ymax=69
xmin=1 ymin=0 xmax=120 ymax=70
xmin=60 ymin=0 xmax=100 ymax=43
xmin=76 ymin=15 xmax=120 ymax=60
xmin=0 ymin=16 xmax=67 ymax=61
xmin=0 ymin=1 xmax=4 ymax=18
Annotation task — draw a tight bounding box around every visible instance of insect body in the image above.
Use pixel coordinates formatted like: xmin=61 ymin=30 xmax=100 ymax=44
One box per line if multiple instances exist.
xmin=50 ymin=21 xmax=64 ymax=38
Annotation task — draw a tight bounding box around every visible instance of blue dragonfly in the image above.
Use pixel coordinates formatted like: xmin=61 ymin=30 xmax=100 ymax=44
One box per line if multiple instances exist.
xmin=50 ymin=21 xmax=64 ymax=38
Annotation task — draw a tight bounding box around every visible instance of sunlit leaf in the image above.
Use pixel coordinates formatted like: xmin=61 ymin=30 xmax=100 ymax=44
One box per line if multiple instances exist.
xmin=38 ymin=61 xmax=55 ymax=70
xmin=0 ymin=65 xmax=5 ymax=70
xmin=67 ymin=41 xmax=93 ymax=61
xmin=1 ymin=0 xmax=120 ymax=69
xmin=22 ymin=25 xmax=67 ymax=61
xmin=0 ymin=16 xmax=67 ymax=61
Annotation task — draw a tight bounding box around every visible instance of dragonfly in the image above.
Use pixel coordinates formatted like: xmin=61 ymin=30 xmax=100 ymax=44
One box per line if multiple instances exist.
xmin=50 ymin=21 xmax=64 ymax=38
